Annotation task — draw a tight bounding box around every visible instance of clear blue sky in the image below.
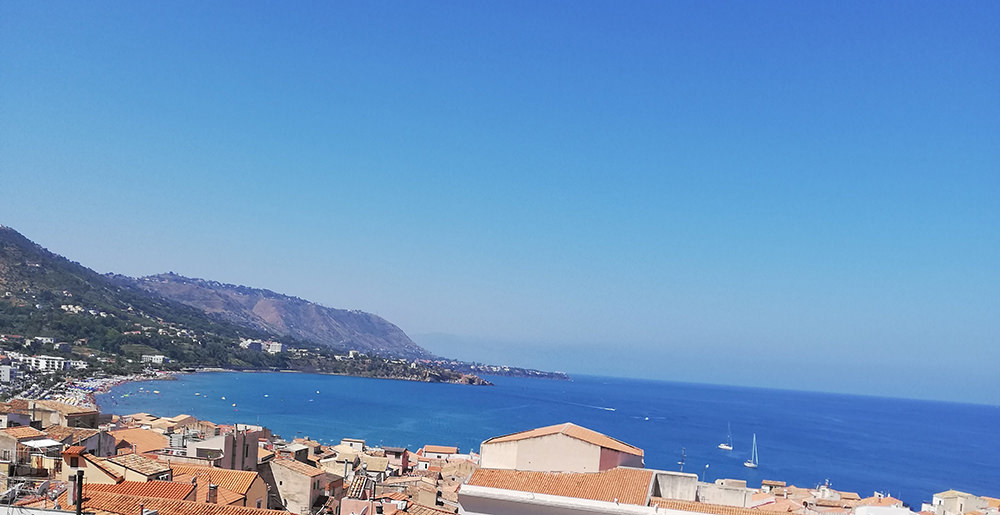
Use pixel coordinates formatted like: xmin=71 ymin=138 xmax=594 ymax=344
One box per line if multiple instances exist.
xmin=2 ymin=1 xmax=997 ymax=404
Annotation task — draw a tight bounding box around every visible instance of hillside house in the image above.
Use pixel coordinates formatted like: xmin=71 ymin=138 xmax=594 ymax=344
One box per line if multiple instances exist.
xmin=340 ymin=438 xmax=365 ymax=451
xmin=357 ymin=454 xmax=391 ymax=482
xmin=45 ymin=425 xmax=116 ymax=457
xmin=263 ymin=458 xmax=334 ymax=514
xmin=422 ymin=445 xmax=459 ymax=461
xmin=0 ymin=426 xmax=45 ymax=465
xmin=383 ymin=446 xmax=409 ymax=473
xmin=0 ymin=402 xmax=32 ymax=427
xmin=56 ymin=446 xmax=124 ymax=485
xmin=110 ymin=427 xmax=169 ymax=454
xmin=479 ymin=422 xmax=644 ymax=473
xmin=186 ymin=428 xmax=261 ymax=471
xmin=171 ymin=463 xmax=268 ymax=509
xmin=276 ymin=442 xmax=310 ymax=463
xmin=27 ymin=400 xmax=100 ymax=428
xmin=104 ymin=453 xmax=172 ymax=481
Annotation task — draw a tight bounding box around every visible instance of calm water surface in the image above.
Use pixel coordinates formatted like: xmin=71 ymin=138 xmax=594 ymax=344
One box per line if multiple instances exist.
xmin=96 ymin=372 xmax=999 ymax=508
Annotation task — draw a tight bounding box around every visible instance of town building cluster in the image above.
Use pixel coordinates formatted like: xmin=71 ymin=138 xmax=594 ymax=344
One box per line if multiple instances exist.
xmin=238 ymin=340 xmax=285 ymax=355
xmin=0 ymin=396 xmax=993 ymax=515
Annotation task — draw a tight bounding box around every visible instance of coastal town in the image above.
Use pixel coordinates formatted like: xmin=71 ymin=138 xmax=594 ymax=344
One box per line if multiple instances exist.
xmin=0 ymin=370 xmax=993 ymax=515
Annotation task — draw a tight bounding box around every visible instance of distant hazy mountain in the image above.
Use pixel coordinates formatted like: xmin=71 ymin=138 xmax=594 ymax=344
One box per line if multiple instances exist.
xmin=115 ymin=273 xmax=433 ymax=359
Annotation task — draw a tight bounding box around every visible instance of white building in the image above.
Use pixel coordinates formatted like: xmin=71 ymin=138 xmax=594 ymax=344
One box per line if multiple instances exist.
xmin=141 ymin=354 xmax=170 ymax=364
xmin=923 ymin=490 xmax=990 ymax=515
xmin=11 ymin=355 xmax=68 ymax=372
xmin=0 ymin=365 xmax=18 ymax=383
xmin=263 ymin=341 xmax=285 ymax=354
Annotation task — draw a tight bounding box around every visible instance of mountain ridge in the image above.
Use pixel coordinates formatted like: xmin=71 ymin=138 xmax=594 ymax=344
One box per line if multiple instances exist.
xmin=0 ymin=225 xmax=432 ymax=360
xmin=112 ymin=272 xmax=432 ymax=359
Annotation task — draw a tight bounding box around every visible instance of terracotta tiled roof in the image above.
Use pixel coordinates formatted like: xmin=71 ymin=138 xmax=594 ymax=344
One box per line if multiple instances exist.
xmin=935 ymin=490 xmax=975 ymax=499
xmin=21 ymin=490 xmax=285 ymax=515
xmin=754 ymin=497 xmax=803 ymax=512
xmin=376 ymin=492 xmax=407 ymax=502
xmin=983 ymin=497 xmax=1000 ymax=509
xmin=174 ymin=477 xmax=244 ymax=506
xmin=63 ymin=446 xmax=87 ymax=456
xmin=110 ymin=428 xmax=168 ymax=453
xmin=482 ymin=423 xmax=643 ymax=457
xmin=33 ymin=400 xmax=99 ymax=415
xmin=293 ymin=438 xmax=322 ymax=449
xmin=108 ymin=453 xmax=171 ymax=476
xmin=272 ymin=458 xmax=326 ymax=477
xmin=170 ymin=464 xmax=260 ymax=496
xmin=360 ymin=454 xmax=390 ymax=472
xmin=0 ymin=402 xmax=27 ymax=414
xmin=46 ymin=425 xmax=100 ymax=444
xmin=465 ymin=467 xmax=653 ymax=506
xmin=423 ymin=445 xmax=458 ymax=454
xmin=381 ymin=476 xmax=436 ymax=487
xmin=313 ymin=450 xmax=335 ymax=461
xmin=762 ymin=480 xmax=787 ymax=487
xmin=347 ymin=476 xmax=374 ymax=499
xmin=87 ymin=481 xmax=195 ymax=500
xmin=651 ymin=498 xmax=778 ymax=515
xmin=840 ymin=492 xmax=861 ymax=501
xmin=858 ymin=496 xmax=904 ymax=507
xmin=405 ymin=502 xmax=455 ymax=515
xmin=811 ymin=498 xmax=858 ymax=509
xmin=2 ymin=425 xmax=45 ymax=440
xmin=83 ymin=454 xmax=125 ymax=483
xmin=126 ymin=412 xmax=159 ymax=422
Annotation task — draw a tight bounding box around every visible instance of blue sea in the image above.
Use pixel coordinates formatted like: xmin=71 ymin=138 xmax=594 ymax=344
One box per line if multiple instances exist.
xmin=96 ymin=372 xmax=999 ymax=508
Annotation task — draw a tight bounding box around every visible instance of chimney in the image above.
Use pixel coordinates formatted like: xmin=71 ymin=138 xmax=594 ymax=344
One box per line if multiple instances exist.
xmin=207 ymin=484 xmax=218 ymax=504
xmin=75 ymin=470 xmax=84 ymax=515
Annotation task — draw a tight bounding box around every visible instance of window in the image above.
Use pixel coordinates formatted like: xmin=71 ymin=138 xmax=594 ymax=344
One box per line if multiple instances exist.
xmin=256 ymin=500 xmax=262 ymax=509
xmin=2 ymin=449 xmax=9 ymax=461
xmin=69 ymin=457 xmax=79 ymax=468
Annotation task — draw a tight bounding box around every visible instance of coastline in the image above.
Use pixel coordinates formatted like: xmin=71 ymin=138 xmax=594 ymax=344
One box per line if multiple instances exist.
xmin=82 ymin=365 xmax=484 ymax=411
xmin=40 ymin=371 xmax=178 ymax=409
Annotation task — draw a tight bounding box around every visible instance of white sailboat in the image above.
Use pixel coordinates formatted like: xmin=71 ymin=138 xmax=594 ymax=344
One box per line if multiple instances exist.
xmin=744 ymin=433 xmax=759 ymax=468
xmin=718 ymin=422 xmax=733 ymax=451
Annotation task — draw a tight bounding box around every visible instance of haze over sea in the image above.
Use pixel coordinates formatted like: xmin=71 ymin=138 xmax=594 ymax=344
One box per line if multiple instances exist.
xmin=97 ymin=372 xmax=997 ymax=508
